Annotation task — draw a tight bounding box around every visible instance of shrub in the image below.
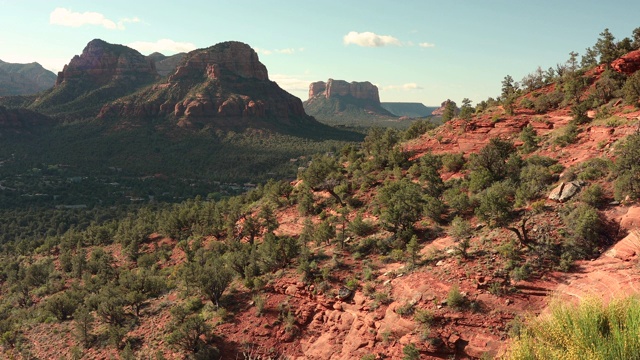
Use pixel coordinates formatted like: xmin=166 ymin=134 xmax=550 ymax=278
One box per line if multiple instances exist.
xmin=563 ymin=204 xmax=604 ymax=258
xmin=474 ymin=181 xmax=516 ymax=227
xmin=613 ymin=134 xmax=640 ymax=201
xmin=575 ymin=158 xmax=611 ymax=181
xmin=533 ymin=91 xmax=563 ymax=113
xmin=414 ymin=308 xmax=434 ymax=325
xmin=580 ymin=183 xmax=606 ymax=207
xmin=396 ymin=302 xmax=415 ymax=316
xmin=402 ymin=343 xmax=420 ymax=360
xmin=623 ymin=71 xmax=640 ymax=107
xmin=519 ymin=97 xmax=534 ymax=110
xmin=252 ymin=294 xmax=266 ymax=317
xmin=443 ymin=185 xmax=472 ymax=215
xmin=519 ymin=125 xmax=539 ymax=153
xmin=554 ymin=122 xmax=579 ymax=146
xmin=45 ymin=292 xmax=80 ymax=321
xmin=571 ymin=101 xmax=591 ymax=124
xmin=348 ymin=213 xmax=375 ymax=237
xmin=446 ymin=284 xmax=465 ymax=309
xmin=505 ymin=297 xmax=640 ymax=360
xmin=441 ymin=152 xmax=465 ymax=172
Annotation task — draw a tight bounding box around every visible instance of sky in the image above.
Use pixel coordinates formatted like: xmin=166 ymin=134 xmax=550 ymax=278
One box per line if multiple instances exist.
xmin=1 ymin=0 xmax=640 ymax=106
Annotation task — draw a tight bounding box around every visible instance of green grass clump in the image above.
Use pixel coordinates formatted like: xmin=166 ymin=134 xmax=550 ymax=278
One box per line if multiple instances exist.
xmin=506 ymin=296 xmax=640 ymax=360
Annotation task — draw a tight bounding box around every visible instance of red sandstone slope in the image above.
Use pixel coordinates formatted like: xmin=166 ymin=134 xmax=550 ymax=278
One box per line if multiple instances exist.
xmin=8 ymin=49 xmax=640 ymax=360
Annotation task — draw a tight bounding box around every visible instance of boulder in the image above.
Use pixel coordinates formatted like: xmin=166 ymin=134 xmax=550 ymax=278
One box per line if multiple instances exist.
xmin=548 ymin=181 xmax=583 ymax=202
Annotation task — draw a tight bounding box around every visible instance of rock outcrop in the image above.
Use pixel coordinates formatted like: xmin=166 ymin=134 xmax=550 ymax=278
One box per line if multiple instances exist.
xmin=55 ymin=39 xmax=157 ymax=87
xmin=98 ymin=41 xmax=310 ymax=126
xmin=431 ymin=99 xmax=459 ymax=116
xmin=611 ymin=49 xmax=640 ymax=75
xmin=303 ymin=79 xmax=396 ymax=124
xmin=0 ymin=60 xmax=56 ymax=96
xmin=308 ymin=79 xmax=380 ymax=103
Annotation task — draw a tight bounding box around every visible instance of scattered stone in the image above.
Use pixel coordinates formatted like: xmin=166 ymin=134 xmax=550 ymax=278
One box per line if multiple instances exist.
xmin=285 ymin=285 xmax=298 ymax=296
xmin=337 ymin=287 xmax=353 ymax=301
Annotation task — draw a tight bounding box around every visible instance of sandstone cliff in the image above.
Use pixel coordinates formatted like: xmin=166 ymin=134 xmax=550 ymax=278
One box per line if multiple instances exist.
xmin=303 ymin=79 xmax=396 ymax=126
xmin=308 ymin=79 xmax=380 ymax=103
xmin=99 ymin=41 xmax=310 ymax=127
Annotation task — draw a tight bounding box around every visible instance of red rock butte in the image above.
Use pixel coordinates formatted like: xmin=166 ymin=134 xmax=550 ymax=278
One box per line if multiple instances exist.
xmin=308 ymin=79 xmax=381 ymax=104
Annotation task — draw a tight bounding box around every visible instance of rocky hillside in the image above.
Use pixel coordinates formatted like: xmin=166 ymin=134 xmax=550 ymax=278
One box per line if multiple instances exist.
xmin=99 ymin=41 xmax=313 ymax=129
xmin=2 ymin=32 xmax=640 ymax=360
xmin=303 ymin=79 xmax=400 ymax=127
xmin=0 ymin=60 xmax=56 ymax=96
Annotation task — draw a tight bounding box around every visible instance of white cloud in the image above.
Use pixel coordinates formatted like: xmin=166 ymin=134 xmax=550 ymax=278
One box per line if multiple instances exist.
xmin=127 ymin=39 xmax=197 ymax=54
xmin=50 ymin=8 xmax=141 ymax=30
xmin=419 ymin=42 xmax=435 ymax=48
xmin=255 ymin=47 xmax=302 ymax=56
xmin=271 ymin=74 xmax=312 ymax=92
xmin=343 ymin=31 xmax=401 ymax=47
xmin=50 ymin=8 xmax=115 ymax=29
xmin=383 ymin=83 xmax=424 ymax=91
xmin=117 ymin=17 xmax=141 ymax=30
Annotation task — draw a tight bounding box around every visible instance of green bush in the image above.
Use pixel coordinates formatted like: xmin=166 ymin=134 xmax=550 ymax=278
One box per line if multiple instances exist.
xmin=506 ymin=297 xmax=640 ymax=360
xmin=580 ymin=183 xmax=606 ymax=208
xmin=575 ymin=157 xmax=611 ymax=181
xmin=519 ymin=125 xmax=539 ymax=153
xmin=563 ymin=204 xmax=604 ymax=258
xmin=441 ymin=152 xmax=465 ymax=172
xmin=402 ymin=343 xmax=420 ymax=360
xmin=443 ymin=185 xmax=472 ymax=215
xmin=446 ymin=284 xmax=466 ymax=309
xmin=348 ymin=213 xmax=375 ymax=237
xmin=554 ymin=122 xmax=579 ymax=147
xmin=613 ymin=134 xmax=640 ymax=201
xmin=414 ymin=308 xmax=434 ymax=325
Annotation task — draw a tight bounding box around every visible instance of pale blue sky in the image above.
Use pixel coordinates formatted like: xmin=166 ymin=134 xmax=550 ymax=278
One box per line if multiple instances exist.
xmin=1 ymin=0 xmax=640 ymax=106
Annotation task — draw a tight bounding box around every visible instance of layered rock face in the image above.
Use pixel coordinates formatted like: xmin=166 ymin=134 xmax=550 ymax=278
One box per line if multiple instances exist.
xmin=55 ymin=39 xmax=157 ymax=87
xmin=168 ymin=42 xmax=268 ymax=82
xmin=99 ymin=41 xmax=308 ymax=125
xmin=308 ymin=79 xmax=380 ymax=103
